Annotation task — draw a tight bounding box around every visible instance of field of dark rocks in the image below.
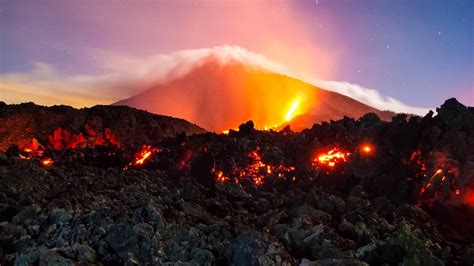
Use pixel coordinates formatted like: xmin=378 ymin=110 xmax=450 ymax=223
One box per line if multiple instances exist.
xmin=1 ymin=98 xmax=473 ymax=265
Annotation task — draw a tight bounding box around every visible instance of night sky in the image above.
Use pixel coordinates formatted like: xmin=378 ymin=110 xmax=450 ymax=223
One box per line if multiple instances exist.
xmin=0 ymin=0 xmax=473 ymax=109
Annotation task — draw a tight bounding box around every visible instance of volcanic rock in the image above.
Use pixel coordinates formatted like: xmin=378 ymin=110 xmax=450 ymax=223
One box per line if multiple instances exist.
xmin=1 ymin=98 xmax=473 ymax=265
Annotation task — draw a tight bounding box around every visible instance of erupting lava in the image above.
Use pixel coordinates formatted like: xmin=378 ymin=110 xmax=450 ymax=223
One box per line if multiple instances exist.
xmin=314 ymin=148 xmax=350 ymax=168
xmin=285 ymin=98 xmax=301 ymax=122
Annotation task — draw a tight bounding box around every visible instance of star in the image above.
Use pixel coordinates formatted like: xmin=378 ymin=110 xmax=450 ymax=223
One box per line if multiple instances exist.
xmin=386 ymin=44 xmax=390 ymax=48
xmin=438 ymin=31 xmax=442 ymax=35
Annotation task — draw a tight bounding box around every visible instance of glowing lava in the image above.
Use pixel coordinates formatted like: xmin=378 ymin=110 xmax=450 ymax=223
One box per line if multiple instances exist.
xmin=135 ymin=146 xmax=154 ymax=165
xmin=360 ymin=144 xmax=374 ymax=155
xmin=466 ymin=190 xmax=474 ymax=205
xmin=216 ymin=171 xmax=229 ymax=182
xmin=285 ymin=98 xmax=301 ymax=122
xmin=214 ymin=147 xmax=296 ymax=186
xmin=125 ymin=145 xmax=160 ymax=169
xmin=314 ymin=148 xmax=350 ymax=168
xmin=41 ymin=158 xmax=53 ymax=166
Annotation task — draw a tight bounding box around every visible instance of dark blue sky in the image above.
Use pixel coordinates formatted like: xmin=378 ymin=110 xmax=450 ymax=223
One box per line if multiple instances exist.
xmin=0 ymin=0 xmax=473 ymax=108
xmin=293 ymin=0 xmax=473 ymax=106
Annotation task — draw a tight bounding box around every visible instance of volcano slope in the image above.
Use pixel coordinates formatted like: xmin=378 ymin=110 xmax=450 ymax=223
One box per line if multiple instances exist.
xmin=115 ymin=56 xmax=395 ymax=132
xmin=1 ymin=98 xmax=473 ymax=265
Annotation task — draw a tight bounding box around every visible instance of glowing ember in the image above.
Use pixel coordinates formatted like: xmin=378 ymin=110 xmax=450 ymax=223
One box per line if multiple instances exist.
xmin=314 ymin=148 xmax=350 ymax=168
xmin=360 ymin=144 xmax=374 ymax=155
xmin=222 ymin=130 xmax=230 ymax=135
xmin=41 ymin=158 xmax=53 ymax=166
xmin=455 ymin=188 xmax=461 ymax=196
xmin=19 ymin=154 xmax=30 ymax=160
xmin=216 ymin=171 xmax=229 ymax=183
xmin=266 ymin=165 xmax=272 ymax=174
xmin=285 ymin=98 xmax=301 ymax=122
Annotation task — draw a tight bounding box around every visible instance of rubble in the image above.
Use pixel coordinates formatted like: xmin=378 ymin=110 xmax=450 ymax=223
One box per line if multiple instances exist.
xmin=0 ymin=98 xmax=473 ymax=264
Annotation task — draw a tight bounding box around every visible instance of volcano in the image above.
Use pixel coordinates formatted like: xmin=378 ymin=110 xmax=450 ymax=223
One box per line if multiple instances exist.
xmin=115 ymin=56 xmax=395 ymax=132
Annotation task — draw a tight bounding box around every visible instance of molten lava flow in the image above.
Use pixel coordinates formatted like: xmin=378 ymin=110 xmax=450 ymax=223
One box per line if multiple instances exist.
xmin=314 ymin=148 xmax=350 ymax=168
xmin=41 ymin=158 xmax=53 ymax=166
xmin=135 ymin=147 xmax=154 ymax=165
xmin=134 ymin=145 xmax=158 ymax=165
xmin=124 ymin=145 xmax=160 ymax=170
xmin=214 ymin=147 xmax=296 ymax=186
xmin=285 ymin=98 xmax=301 ymax=122
xmin=247 ymin=149 xmax=268 ymax=185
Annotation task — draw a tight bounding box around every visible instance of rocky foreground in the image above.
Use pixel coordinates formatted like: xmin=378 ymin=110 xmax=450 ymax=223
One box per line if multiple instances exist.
xmin=1 ymin=98 xmax=474 ymax=265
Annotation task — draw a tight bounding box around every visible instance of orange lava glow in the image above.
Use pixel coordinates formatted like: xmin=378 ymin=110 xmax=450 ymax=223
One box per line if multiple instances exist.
xmin=124 ymin=64 xmax=317 ymax=132
xmin=285 ymin=98 xmax=301 ymax=122
xmin=314 ymin=148 xmax=350 ymax=168
xmin=135 ymin=147 xmax=154 ymax=165
xmin=360 ymin=144 xmax=374 ymax=155
xmin=247 ymin=149 xmax=269 ymax=185
xmin=214 ymin=147 xmax=296 ymax=186
xmin=467 ymin=192 xmax=474 ymax=205
xmin=19 ymin=154 xmax=30 ymax=160
xmin=41 ymin=158 xmax=53 ymax=166
xmin=124 ymin=145 xmax=159 ymax=170
xmin=19 ymin=138 xmax=45 ymax=159
xmin=216 ymin=171 xmax=229 ymax=183
xmin=455 ymin=188 xmax=461 ymax=196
